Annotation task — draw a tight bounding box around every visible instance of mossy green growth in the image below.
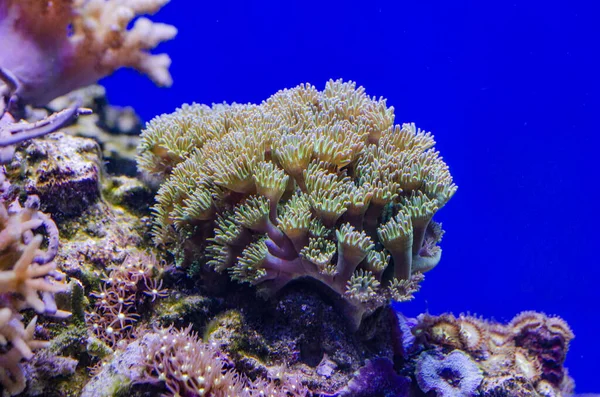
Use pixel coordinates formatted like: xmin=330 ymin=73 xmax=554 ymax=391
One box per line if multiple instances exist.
xmin=27 ymin=324 xmax=90 ymax=397
xmin=48 ymin=323 xmax=88 ymax=356
xmin=69 ymin=279 xmax=87 ymax=324
xmin=84 ymin=267 xmax=104 ymax=291
xmin=85 ymin=374 xmax=132 ymax=397
xmin=155 ymin=294 xmax=217 ymax=326
xmin=186 ymin=258 xmax=204 ymax=277
xmin=102 ymin=175 xmax=153 ymax=214
xmin=86 ymin=336 xmax=113 ymax=359
xmin=204 ymin=310 xmax=272 ymax=363
xmin=104 ymin=376 xmax=132 ymax=397
xmin=203 ymin=310 xmax=244 ymax=341
xmin=52 ymin=370 xmax=95 ymax=397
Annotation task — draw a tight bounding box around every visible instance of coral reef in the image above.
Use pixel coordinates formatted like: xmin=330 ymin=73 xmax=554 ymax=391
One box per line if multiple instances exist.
xmin=0 ymin=45 xmax=583 ymax=395
xmin=138 ymin=80 xmax=457 ymax=328
xmin=0 ymin=112 xmax=164 ymax=395
xmin=410 ymin=311 xmax=575 ymax=396
xmin=84 ymin=325 xmax=310 ymax=397
xmin=0 ymin=1 xmax=179 ymax=394
xmin=140 ymin=325 xmax=295 ymax=396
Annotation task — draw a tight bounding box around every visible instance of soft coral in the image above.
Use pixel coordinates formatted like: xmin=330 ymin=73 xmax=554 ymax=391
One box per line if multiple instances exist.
xmin=0 ymin=0 xmax=177 ymax=107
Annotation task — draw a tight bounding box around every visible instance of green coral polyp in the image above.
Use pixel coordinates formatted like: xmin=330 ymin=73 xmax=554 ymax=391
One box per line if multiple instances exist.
xmin=346 ymin=269 xmax=381 ymax=303
xmin=335 ymin=223 xmax=375 ymax=283
xmin=232 ymin=240 xmax=270 ymax=283
xmin=300 ymin=237 xmax=337 ymax=275
xmin=234 ymin=196 xmax=271 ymax=231
xmin=138 ymin=79 xmax=457 ymax=328
xmin=364 ymin=250 xmax=389 ymax=279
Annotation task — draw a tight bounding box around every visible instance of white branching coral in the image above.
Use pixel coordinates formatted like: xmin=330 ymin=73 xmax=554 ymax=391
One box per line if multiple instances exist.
xmin=138 ymin=80 xmax=457 ymax=329
xmin=0 ymin=0 xmax=177 ymax=107
xmin=0 ymin=197 xmax=69 ymax=395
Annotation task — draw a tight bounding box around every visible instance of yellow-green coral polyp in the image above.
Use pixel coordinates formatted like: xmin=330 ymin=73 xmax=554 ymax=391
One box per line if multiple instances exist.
xmin=138 ymin=79 xmax=457 ymax=328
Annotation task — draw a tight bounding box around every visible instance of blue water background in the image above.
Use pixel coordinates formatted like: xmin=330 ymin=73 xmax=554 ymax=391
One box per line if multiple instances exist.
xmin=102 ymin=1 xmax=599 ymax=391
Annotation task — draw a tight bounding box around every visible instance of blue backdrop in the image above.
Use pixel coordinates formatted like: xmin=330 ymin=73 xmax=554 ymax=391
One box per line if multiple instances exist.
xmin=103 ymin=0 xmax=598 ymax=392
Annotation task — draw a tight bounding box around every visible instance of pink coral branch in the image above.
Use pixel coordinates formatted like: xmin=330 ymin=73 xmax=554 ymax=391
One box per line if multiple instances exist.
xmin=0 ymin=0 xmax=177 ymax=107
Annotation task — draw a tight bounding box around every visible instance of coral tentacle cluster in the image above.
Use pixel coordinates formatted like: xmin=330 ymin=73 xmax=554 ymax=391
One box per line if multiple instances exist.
xmin=86 ymin=252 xmax=167 ymax=348
xmin=138 ymin=80 xmax=457 ymax=327
xmin=142 ymin=325 xmax=308 ymax=397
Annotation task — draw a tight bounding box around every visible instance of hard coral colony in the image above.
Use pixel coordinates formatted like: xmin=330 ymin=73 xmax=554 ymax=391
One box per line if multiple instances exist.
xmin=138 ymin=80 xmax=457 ymax=328
xmin=0 ymin=0 xmax=582 ymax=396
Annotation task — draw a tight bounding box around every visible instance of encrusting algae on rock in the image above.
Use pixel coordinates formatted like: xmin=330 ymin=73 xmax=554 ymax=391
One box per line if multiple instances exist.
xmin=138 ymin=80 xmax=457 ymax=329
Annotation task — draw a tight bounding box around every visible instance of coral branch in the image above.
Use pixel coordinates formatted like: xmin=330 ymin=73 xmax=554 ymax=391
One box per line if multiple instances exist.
xmin=0 ymin=0 xmax=177 ymax=107
xmin=0 ymin=195 xmax=69 ymax=395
